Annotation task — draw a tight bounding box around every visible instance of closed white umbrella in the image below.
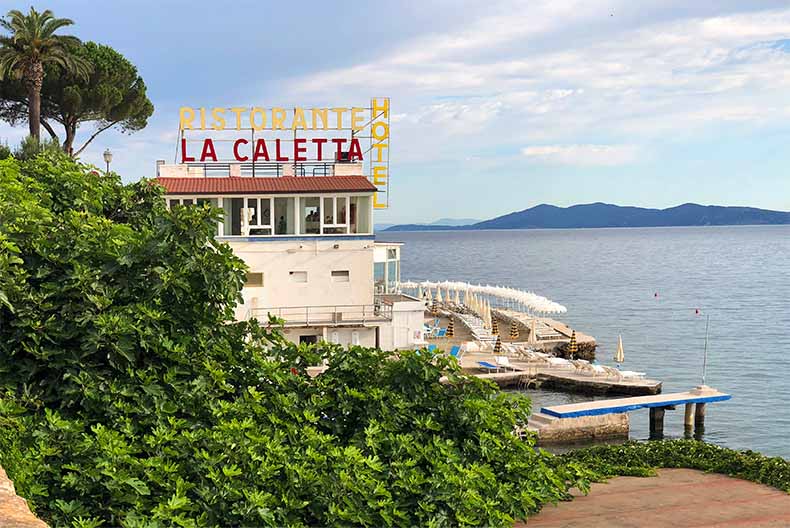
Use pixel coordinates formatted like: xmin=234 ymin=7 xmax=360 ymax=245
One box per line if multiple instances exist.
xmin=436 ymin=287 xmax=444 ymax=303
xmin=614 ymin=335 xmax=625 ymax=365
xmin=454 ymin=288 xmax=461 ymax=305
xmin=426 ymin=287 xmax=433 ymax=303
xmin=528 ymin=318 xmax=537 ymax=345
xmin=417 ymin=285 xmax=423 ymax=299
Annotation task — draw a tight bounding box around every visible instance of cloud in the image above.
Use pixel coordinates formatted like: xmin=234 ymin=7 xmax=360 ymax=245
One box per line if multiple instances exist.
xmin=521 ymin=144 xmax=639 ymax=166
xmin=281 ymin=1 xmax=790 ymax=151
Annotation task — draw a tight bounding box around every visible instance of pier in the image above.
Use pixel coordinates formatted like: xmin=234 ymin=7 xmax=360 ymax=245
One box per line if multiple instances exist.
xmin=529 ymin=386 xmax=731 ymax=443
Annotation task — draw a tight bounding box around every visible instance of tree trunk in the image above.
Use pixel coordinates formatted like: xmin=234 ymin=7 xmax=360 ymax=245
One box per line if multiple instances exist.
xmin=63 ymin=121 xmax=76 ymax=156
xmin=23 ymin=61 xmax=44 ymax=141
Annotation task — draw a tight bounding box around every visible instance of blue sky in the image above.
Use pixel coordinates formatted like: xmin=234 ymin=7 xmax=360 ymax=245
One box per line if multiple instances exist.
xmin=2 ymin=0 xmax=790 ymax=223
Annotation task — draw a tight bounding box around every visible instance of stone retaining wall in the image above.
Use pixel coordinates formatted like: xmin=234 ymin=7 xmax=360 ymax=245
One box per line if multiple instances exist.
xmin=0 ymin=466 xmax=47 ymax=527
xmin=537 ymin=413 xmax=629 ymax=444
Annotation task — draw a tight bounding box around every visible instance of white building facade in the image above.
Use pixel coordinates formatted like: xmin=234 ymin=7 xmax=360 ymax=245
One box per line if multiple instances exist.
xmin=157 ymin=161 xmax=425 ymax=350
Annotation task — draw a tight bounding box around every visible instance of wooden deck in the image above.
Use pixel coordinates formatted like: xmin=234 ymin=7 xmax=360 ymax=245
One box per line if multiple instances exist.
xmin=540 ymin=387 xmax=730 ymax=418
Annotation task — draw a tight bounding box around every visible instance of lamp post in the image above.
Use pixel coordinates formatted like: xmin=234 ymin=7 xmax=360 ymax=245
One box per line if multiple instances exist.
xmin=103 ymin=148 xmax=113 ymax=174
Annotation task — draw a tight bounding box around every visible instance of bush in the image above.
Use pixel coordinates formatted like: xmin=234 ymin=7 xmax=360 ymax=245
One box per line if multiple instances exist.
xmin=563 ymin=440 xmax=790 ymax=492
xmin=13 ymin=135 xmax=61 ymax=160
xmin=0 ymin=153 xmax=592 ymax=527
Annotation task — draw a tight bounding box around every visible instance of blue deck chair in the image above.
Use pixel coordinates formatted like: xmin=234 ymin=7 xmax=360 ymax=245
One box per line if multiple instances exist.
xmin=449 ymin=345 xmax=461 ymax=358
xmin=477 ymin=361 xmax=499 ymax=372
xmin=435 ymin=328 xmax=447 ymax=338
xmin=427 ymin=344 xmax=437 ymax=353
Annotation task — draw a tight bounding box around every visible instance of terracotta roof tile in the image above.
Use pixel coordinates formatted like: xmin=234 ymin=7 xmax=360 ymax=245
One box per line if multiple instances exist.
xmin=156 ymin=176 xmax=377 ymax=195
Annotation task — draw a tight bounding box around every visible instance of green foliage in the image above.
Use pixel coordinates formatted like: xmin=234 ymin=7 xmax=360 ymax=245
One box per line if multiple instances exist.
xmin=564 ymin=440 xmax=790 ymax=492
xmin=12 ymin=135 xmax=61 ymax=160
xmin=0 ymin=140 xmax=9 ymax=159
xmin=0 ymin=7 xmax=91 ymax=141
xmin=0 ymin=152 xmax=592 ymax=527
xmin=0 ymin=40 xmax=152 ymax=155
xmin=0 ymin=8 xmax=90 ymax=82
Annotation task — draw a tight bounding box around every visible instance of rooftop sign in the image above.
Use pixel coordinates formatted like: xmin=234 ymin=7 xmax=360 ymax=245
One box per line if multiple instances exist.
xmin=177 ymin=98 xmax=390 ymax=208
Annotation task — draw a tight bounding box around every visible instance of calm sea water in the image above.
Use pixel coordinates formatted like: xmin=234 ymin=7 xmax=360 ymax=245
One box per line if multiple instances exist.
xmin=387 ymin=226 xmax=790 ymax=458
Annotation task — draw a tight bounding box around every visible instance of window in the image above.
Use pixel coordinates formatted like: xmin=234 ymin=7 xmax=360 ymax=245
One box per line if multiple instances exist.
xmin=322 ymin=196 xmax=349 ymax=234
xmin=387 ymin=260 xmax=398 ymax=289
xmin=299 ymin=335 xmax=318 ymax=345
xmin=350 ymin=196 xmax=372 ymax=234
xmin=274 ymin=197 xmax=295 ymax=235
xmin=299 ymin=197 xmax=321 ymax=234
xmin=289 ymin=271 xmax=307 ymax=283
xmin=245 ymin=272 xmax=263 ymax=287
xmin=246 ymin=197 xmax=273 ymax=236
xmin=351 ymin=331 xmax=360 ymax=346
xmin=387 ymin=248 xmax=397 ymax=260
xmin=374 ymin=262 xmax=385 ymax=293
xmin=222 ymin=198 xmax=244 ymax=235
xmin=331 ymin=270 xmax=350 ymax=282
xmin=330 ymin=331 xmax=340 ymax=344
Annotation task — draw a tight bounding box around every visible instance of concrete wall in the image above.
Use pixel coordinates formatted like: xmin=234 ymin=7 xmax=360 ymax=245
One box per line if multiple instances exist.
xmin=382 ymin=299 xmax=426 ymax=350
xmin=280 ymin=325 xmax=376 ymax=348
xmin=230 ymin=238 xmax=375 ymax=320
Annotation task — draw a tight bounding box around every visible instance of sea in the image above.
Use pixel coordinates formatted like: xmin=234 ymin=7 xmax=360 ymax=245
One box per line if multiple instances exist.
xmin=389 ymin=225 xmax=790 ymax=459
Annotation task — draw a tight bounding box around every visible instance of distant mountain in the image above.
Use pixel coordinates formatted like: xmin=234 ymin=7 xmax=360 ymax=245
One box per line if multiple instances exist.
xmin=377 ymin=218 xmax=481 ymax=231
xmin=383 ymin=203 xmax=790 ymax=231
xmin=430 ymin=217 xmax=481 ymax=226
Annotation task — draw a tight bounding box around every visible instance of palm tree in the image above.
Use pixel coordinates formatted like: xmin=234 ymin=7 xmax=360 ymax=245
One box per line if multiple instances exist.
xmin=0 ymin=8 xmax=90 ymax=141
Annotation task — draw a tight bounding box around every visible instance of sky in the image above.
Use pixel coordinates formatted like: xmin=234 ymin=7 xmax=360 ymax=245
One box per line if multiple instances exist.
xmin=2 ymin=0 xmax=790 ymax=224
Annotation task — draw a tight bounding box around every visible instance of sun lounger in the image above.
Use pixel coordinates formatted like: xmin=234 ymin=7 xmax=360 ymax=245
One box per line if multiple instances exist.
xmin=435 ymin=328 xmax=447 ymax=338
xmin=547 ymin=357 xmax=574 ymax=369
xmin=495 ymin=355 xmax=520 ymax=371
xmin=477 ymin=361 xmax=500 ymax=372
xmin=619 ymin=371 xmax=646 ymax=379
xmin=449 ymin=345 xmax=461 ymax=358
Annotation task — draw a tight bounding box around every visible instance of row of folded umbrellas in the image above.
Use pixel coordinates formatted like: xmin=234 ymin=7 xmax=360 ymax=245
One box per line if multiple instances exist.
xmin=399 ymin=280 xmax=567 ymax=315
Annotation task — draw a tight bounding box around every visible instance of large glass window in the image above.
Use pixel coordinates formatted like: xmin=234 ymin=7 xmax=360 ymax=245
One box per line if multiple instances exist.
xmin=387 ymin=260 xmax=398 ymax=287
xmin=350 ymin=196 xmax=372 ymax=234
xmin=322 ymin=196 xmax=349 ymax=234
xmin=300 ymin=197 xmax=321 ymax=235
xmin=222 ymin=198 xmax=244 ymax=236
xmin=274 ymin=197 xmax=296 ymax=235
xmin=246 ymin=197 xmax=273 ymax=236
xmin=374 ymin=262 xmax=385 ymax=293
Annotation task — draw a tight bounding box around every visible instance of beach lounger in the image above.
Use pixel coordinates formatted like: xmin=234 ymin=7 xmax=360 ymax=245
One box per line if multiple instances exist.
xmin=495 ymin=355 xmax=520 ymax=371
xmin=449 ymin=345 xmax=461 ymax=358
xmin=547 ymin=357 xmax=574 ymax=369
xmin=477 ymin=361 xmax=500 ymax=372
xmin=435 ymin=328 xmax=447 ymax=338
xmin=619 ymin=371 xmax=646 ymax=379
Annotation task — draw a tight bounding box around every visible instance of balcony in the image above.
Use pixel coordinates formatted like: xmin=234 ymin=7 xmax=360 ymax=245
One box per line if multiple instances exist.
xmin=248 ymin=301 xmax=393 ymax=327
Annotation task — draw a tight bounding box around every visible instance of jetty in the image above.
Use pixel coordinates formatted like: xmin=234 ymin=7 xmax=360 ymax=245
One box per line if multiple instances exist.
xmin=528 ymin=386 xmax=731 ymax=443
xmin=462 ymin=360 xmax=662 ymax=395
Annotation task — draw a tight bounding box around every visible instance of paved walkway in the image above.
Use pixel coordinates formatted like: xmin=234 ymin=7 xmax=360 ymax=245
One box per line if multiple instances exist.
xmin=521 ymin=469 xmax=790 ymax=527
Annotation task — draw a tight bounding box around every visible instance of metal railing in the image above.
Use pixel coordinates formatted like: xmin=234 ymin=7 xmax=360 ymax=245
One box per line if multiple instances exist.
xmin=249 ymin=301 xmax=393 ymax=326
xmin=184 ymin=162 xmax=339 ymax=178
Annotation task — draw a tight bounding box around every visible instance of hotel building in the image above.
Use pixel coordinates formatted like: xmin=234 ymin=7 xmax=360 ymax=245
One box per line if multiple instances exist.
xmin=155 ymin=158 xmax=426 ymax=350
